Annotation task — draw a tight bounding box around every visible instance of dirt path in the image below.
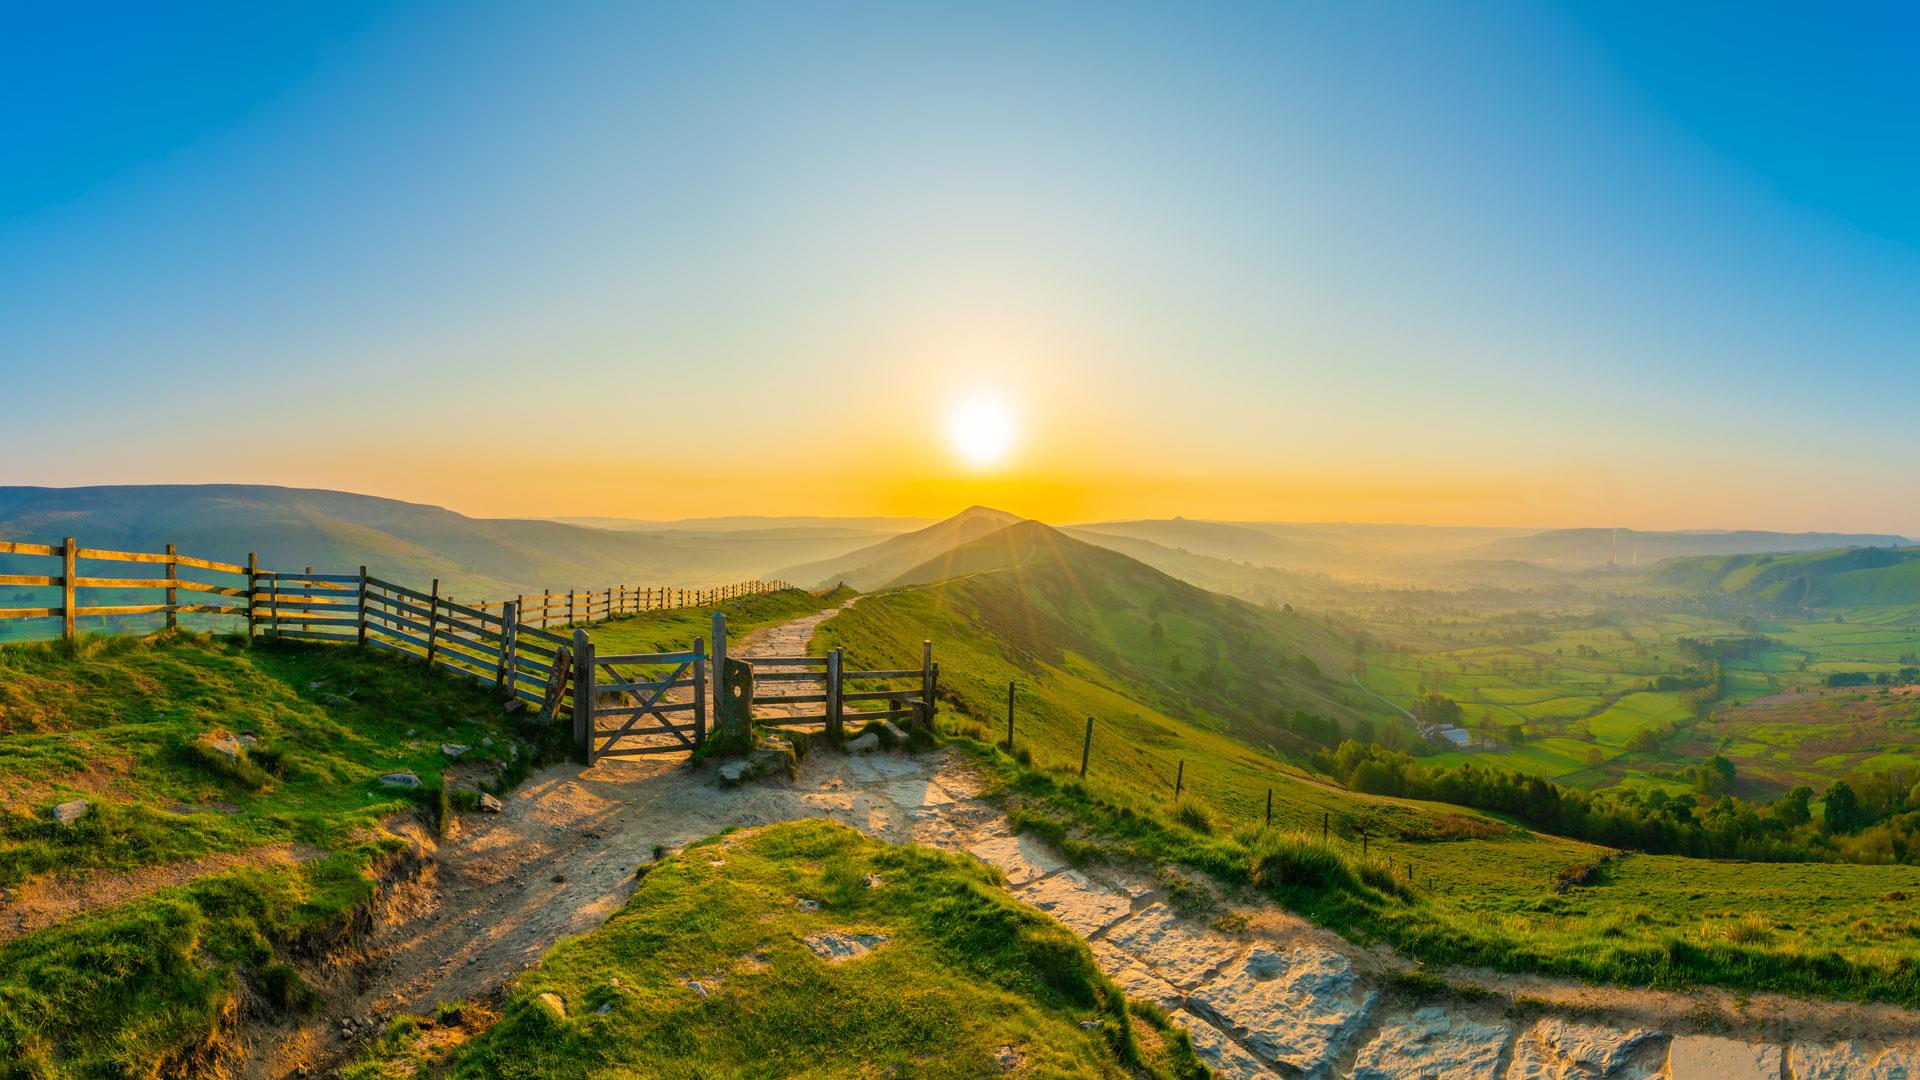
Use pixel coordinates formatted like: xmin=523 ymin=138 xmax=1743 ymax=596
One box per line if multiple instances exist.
xmin=0 ymin=843 xmax=326 ymax=945
xmin=248 ymin=599 xmax=1920 ymax=1079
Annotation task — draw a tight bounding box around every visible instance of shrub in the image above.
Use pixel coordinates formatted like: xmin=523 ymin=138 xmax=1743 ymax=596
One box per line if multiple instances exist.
xmin=1171 ymin=800 xmax=1214 ymax=836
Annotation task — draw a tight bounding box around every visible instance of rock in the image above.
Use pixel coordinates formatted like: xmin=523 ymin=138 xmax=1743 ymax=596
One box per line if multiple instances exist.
xmin=1177 ymin=1010 xmax=1270 ymax=1080
xmin=687 ymin=980 xmax=709 ymax=999
xmin=504 ymin=698 xmax=526 ymax=714
xmin=804 ymin=931 xmax=887 ymax=963
xmin=1666 ymin=1035 xmax=1781 ymax=1080
xmin=482 ymin=736 xmax=495 ymax=747
xmin=1507 ymin=1018 xmax=1666 ymax=1079
xmin=478 ymin=793 xmax=503 ymax=813
xmin=378 ymin=771 xmax=422 ymax=790
xmin=1352 ymin=1007 xmax=1509 ymax=1079
xmin=1077 ymin=1020 xmax=1101 ymax=1030
xmin=441 ymin=743 xmax=469 ymax=759
xmin=307 ymin=680 xmax=327 ymax=690
xmin=844 ymin=732 xmax=881 ymax=754
xmin=992 ymin=1045 xmax=1023 ymax=1074
xmin=1091 ymin=941 xmax=1186 ymax=1011
xmin=966 ymin=833 xmax=1065 ymax=887
xmin=236 ymin=734 xmax=259 ymax=748
xmin=595 ymin=1001 xmax=614 ymax=1014
xmin=1101 ymin=903 xmax=1236 ymax=989
xmin=863 ymin=874 xmax=884 ymax=889
xmin=876 ymin=719 xmax=908 ymax=742
xmin=716 ymin=746 xmax=796 ymax=787
xmin=50 ymin=799 xmax=90 ymax=826
xmin=535 ymin=992 xmax=567 ymax=1019
xmin=405 ymin=728 xmax=417 ymax=736
xmin=1187 ymin=945 xmax=1376 ymax=1075
xmin=198 ymin=731 xmax=244 ymax=763
xmin=1014 ymin=870 xmax=1133 ymax=937
xmin=795 ymin=898 xmax=821 ymax=912
xmin=1788 ymin=1040 xmax=1920 ymax=1079
xmin=318 ymin=693 xmax=353 ymax=707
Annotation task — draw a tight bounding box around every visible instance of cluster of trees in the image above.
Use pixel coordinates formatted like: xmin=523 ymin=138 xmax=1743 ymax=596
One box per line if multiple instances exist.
xmin=1675 ymin=635 xmax=1772 ymax=663
xmin=1316 ymin=741 xmax=1920 ymax=865
xmin=1825 ymin=668 xmax=1920 ymax=688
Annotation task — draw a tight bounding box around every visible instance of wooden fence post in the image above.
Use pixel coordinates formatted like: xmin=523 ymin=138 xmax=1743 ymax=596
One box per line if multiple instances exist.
xmin=302 ymin=566 xmax=313 ymax=635
xmin=827 ymin=647 xmax=844 ymax=742
xmin=1006 ymin=680 xmax=1015 ymax=748
xmin=1323 ymin=812 xmax=1329 ymax=845
xmin=540 ymin=588 xmax=550 ymax=629
xmin=710 ymin=609 xmax=727 ymax=729
xmin=920 ymin=639 xmax=934 ymax=730
xmin=246 ymin=552 xmax=258 ymax=638
xmin=1175 ymin=760 xmax=1184 ymax=800
xmin=1079 ymin=716 xmax=1093 ymax=778
xmin=269 ymin=570 xmax=280 ymax=637
xmin=497 ymin=600 xmax=518 ymax=693
xmin=357 ymin=566 xmax=370 ymax=646
xmin=692 ymin=635 xmax=707 ymax=748
xmin=164 ymin=544 xmax=177 ymax=631
xmin=61 ymin=536 xmax=76 ymax=640
xmin=1266 ymin=788 xmax=1273 ymax=827
xmin=572 ymin=628 xmax=594 ymax=763
xmin=604 ymin=586 xmax=612 ymax=622
xmin=568 ymin=589 xmax=577 ymax=626
xmin=426 ymin=578 xmax=440 ymax=666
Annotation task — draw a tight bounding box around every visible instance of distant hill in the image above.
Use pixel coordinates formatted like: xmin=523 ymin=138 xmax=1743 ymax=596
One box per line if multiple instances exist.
xmin=553 ymin=514 xmax=927 ymax=536
xmin=773 ymin=506 xmax=1024 ymax=590
xmin=1072 ymin=518 xmax=1537 ymax=576
xmin=1651 ymin=546 xmax=1920 ymax=609
xmin=823 ymin=519 xmax=1393 ymax=775
xmin=1068 ymin=519 xmax=1312 ymax=567
xmin=1472 ymin=528 xmax=1913 ymax=568
xmin=0 ymin=485 xmax=869 ymax=598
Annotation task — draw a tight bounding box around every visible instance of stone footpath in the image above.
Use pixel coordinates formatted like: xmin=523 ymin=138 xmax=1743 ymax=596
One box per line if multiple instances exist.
xmin=838 ymin=749 xmax=1920 ymax=1080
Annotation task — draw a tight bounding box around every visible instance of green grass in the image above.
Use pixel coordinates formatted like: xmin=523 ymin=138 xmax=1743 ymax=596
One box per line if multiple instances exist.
xmin=582 ymin=586 xmax=850 ymax=655
xmin=344 ymin=819 xmax=1205 ymax=1080
xmin=0 ymin=631 xmax=564 ymax=1079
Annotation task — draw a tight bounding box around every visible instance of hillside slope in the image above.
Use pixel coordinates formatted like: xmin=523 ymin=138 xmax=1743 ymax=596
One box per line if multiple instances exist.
xmin=0 ymin=485 xmax=866 ymax=598
xmin=775 ymin=506 xmax=1024 ymax=590
xmin=1652 ymin=546 xmax=1920 ymax=609
xmin=1477 ymin=527 xmax=1912 ymax=568
xmin=848 ymin=520 xmax=1389 ymax=761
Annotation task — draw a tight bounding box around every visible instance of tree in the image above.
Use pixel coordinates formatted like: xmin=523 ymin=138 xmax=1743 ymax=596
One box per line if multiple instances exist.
xmin=1823 ymin=780 xmax=1862 ymax=834
xmin=1692 ymin=755 xmax=1735 ymax=796
xmin=1774 ymin=786 xmax=1812 ymax=827
xmin=1412 ymin=693 xmax=1463 ymax=729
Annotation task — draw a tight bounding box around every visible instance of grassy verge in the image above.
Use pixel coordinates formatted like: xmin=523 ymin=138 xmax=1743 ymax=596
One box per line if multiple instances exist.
xmin=345 ymin=819 xmax=1206 ymax=1079
xmin=582 ymin=586 xmax=852 ymax=654
xmin=0 ymin=631 xmax=566 ymax=1078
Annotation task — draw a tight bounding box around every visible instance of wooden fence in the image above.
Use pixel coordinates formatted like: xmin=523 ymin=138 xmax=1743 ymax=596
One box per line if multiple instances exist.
xmin=0 ymin=537 xmax=787 ymax=642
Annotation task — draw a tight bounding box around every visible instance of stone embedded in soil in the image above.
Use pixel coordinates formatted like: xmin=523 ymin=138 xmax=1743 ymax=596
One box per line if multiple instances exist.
xmin=1176 ymin=1010 xmax=1271 ymax=1080
xmin=1013 ymin=870 xmax=1133 ymax=937
xmin=804 ymin=931 xmax=887 ymax=963
xmin=535 ymin=992 xmax=566 ymax=1019
xmin=199 ymin=731 xmax=244 ymax=762
xmin=1665 ymin=1035 xmax=1781 ymax=1080
xmin=965 ymin=833 xmax=1064 ymax=887
xmin=1506 ymin=1018 xmax=1666 ymax=1079
xmin=50 ymin=799 xmax=90 ymax=825
xmin=844 ymin=732 xmax=881 ymax=754
xmin=441 ymin=743 xmax=469 ymax=759
xmin=1100 ymin=903 xmax=1236 ymax=990
xmin=1187 ymin=945 xmax=1376 ymax=1075
xmin=478 ymin=793 xmax=503 ymax=813
xmin=1090 ymin=942 xmax=1185 ymax=1011
xmin=1351 ymin=1006 xmax=1509 ymax=1079
xmin=378 ymin=771 xmax=422 ymax=790
xmin=1788 ymin=1040 xmax=1920 ymax=1080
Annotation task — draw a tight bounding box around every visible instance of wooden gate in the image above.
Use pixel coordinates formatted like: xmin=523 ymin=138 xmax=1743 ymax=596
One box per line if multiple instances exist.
xmin=570 ymin=630 xmax=707 ymax=763
xmin=740 ymin=637 xmax=936 ymax=740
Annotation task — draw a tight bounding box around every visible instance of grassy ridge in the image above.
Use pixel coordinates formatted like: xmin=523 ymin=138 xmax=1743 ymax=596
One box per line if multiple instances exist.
xmin=0 ymin=633 xmax=556 ymax=1078
xmin=346 ymin=820 xmax=1206 ymax=1079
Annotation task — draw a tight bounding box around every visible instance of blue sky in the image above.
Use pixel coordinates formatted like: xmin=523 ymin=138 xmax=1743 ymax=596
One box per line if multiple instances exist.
xmin=2 ymin=2 xmax=1916 ymax=529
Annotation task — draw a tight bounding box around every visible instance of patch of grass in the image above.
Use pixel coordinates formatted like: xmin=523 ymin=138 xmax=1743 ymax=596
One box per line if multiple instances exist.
xmin=0 ymin=630 xmax=568 ymax=1077
xmin=348 ymin=820 xmax=1204 ymax=1079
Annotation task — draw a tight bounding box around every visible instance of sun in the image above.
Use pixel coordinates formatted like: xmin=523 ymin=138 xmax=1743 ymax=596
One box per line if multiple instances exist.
xmin=948 ymin=395 xmax=1016 ymax=468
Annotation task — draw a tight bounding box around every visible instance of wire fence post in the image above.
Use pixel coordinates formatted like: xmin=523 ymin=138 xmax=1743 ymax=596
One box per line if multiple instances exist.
xmin=1322 ymin=812 xmax=1329 ymax=845
xmin=1175 ymin=760 xmax=1184 ymax=800
xmin=1006 ymin=680 xmax=1016 ymax=748
xmin=1265 ymin=788 xmax=1272 ymax=827
xmin=1079 ymin=716 xmax=1093 ymax=778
